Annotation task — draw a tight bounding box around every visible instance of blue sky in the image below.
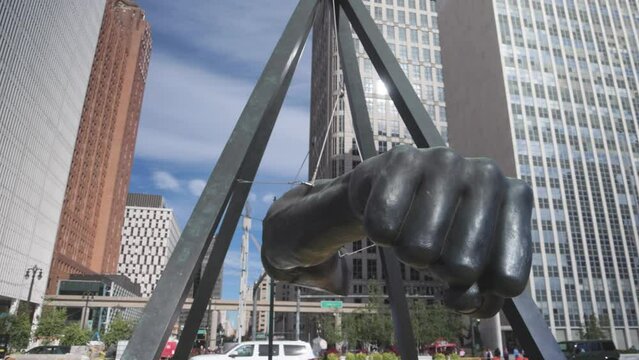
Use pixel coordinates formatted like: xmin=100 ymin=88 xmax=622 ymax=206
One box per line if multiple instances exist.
xmin=130 ymin=1 xmax=312 ymax=301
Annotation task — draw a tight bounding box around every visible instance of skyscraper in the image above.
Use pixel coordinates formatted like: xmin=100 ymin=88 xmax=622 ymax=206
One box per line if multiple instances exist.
xmin=439 ymin=0 xmax=639 ymax=349
xmin=0 ymin=0 xmax=105 ymax=311
xmin=118 ymin=194 xmax=180 ymax=297
xmin=47 ymin=0 xmax=152 ymax=294
xmin=309 ymin=0 xmax=446 ymax=300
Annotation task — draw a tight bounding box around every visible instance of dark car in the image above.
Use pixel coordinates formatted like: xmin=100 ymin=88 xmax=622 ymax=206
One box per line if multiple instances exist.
xmin=559 ymin=340 xmax=619 ymax=360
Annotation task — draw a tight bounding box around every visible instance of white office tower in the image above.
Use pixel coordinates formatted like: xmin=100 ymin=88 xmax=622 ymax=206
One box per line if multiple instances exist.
xmin=0 ymin=1 xmax=105 ymax=310
xmin=440 ymin=0 xmax=639 ymax=349
xmin=118 ymin=194 xmax=180 ymax=297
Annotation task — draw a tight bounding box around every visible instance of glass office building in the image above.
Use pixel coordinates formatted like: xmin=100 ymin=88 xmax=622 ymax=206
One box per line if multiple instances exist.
xmin=440 ymin=0 xmax=639 ymax=349
xmin=309 ymin=0 xmax=447 ymax=300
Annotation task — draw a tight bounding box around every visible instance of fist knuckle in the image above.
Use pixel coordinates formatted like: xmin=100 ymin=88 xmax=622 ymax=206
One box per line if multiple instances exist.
xmin=428 ymin=147 xmax=462 ymax=168
xmin=395 ymin=242 xmax=439 ymax=267
xmin=387 ymin=144 xmax=417 ymax=163
xmin=499 ymin=274 xmax=527 ymax=297
xmin=509 ymin=178 xmax=533 ymax=199
xmin=445 ymin=259 xmax=481 ymax=285
xmin=470 ymin=158 xmax=503 ymax=184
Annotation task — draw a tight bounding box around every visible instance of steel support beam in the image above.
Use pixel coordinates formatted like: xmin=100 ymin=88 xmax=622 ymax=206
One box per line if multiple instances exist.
xmin=503 ymin=293 xmax=565 ymax=359
xmin=122 ymin=2 xmax=318 ymax=359
xmin=173 ymin=186 xmax=250 ymax=360
xmin=336 ymin=5 xmax=417 ymax=360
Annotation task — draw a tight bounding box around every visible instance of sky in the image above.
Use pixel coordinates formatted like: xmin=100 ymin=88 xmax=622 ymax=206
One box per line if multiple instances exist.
xmin=130 ymin=1 xmax=313 ymax=301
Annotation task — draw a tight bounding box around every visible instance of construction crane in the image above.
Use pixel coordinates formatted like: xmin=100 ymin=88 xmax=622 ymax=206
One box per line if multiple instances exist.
xmin=238 ymin=203 xmax=251 ymax=342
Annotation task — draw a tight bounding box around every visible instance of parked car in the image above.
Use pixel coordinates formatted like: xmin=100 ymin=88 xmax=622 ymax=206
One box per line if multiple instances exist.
xmin=4 ymin=345 xmax=71 ymax=360
xmin=191 ymin=341 xmax=316 ymax=360
xmin=559 ymin=339 xmax=620 ymax=360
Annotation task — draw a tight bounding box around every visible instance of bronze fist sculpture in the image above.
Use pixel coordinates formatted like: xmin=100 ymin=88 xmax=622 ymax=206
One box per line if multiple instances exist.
xmin=261 ymin=146 xmax=533 ymax=318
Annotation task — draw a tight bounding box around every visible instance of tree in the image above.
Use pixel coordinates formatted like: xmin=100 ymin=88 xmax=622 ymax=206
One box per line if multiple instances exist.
xmin=34 ymin=306 xmax=67 ymax=344
xmin=102 ymin=314 xmax=135 ymax=347
xmin=580 ymin=314 xmax=608 ymax=340
xmin=60 ymin=323 xmax=91 ymax=346
xmin=342 ymin=283 xmax=393 ymax=348
xmin=409 ymin=300 xmax=463 ymax=347
xmin=1 ymin=303 xmax=32 ymax=352
xmin=316 ymin=314 xmax=342 ymax=346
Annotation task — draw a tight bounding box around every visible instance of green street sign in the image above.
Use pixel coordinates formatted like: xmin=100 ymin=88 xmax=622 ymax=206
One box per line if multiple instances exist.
xmin=320 ymin=300 xmax=343 ymax=309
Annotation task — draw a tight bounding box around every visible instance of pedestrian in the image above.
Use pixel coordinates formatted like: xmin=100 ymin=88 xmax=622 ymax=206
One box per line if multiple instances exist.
xmin=503 ymin=347 xmax=509 ymax=359
xmin=494 ymin=347 xmax=501 ymax=359
xmin=512 ymin=347 xmax=520 ymax=359
xmin=484 ymin=348 xmax=493 ymax=360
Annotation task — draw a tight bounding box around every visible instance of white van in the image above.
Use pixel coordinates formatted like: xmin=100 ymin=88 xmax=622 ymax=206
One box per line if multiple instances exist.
xmin=191 ymin=341 xmax=316 ymax=360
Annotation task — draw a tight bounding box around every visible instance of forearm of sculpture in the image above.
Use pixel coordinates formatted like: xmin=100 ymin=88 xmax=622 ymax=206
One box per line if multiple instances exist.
xmin=263 ymin=175 xmax=363 ymax=268
xmin=261 ymin=174 xmax=363 ymax=294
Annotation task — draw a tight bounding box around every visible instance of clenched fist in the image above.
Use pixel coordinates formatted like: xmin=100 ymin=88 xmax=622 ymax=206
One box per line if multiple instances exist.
xmin=262 ymin=146 xmax=533 ymax=318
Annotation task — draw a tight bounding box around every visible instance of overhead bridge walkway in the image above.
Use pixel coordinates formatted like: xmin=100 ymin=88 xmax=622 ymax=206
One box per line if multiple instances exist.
xmin=44 ymin=295 xmax=366 ymax=313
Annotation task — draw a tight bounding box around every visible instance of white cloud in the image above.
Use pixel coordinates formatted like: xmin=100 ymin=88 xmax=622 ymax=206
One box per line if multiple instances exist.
xmin=152 ymin=171 xmax=181 ymax=191
xmin=223 ymin=249 xmax=264 ymax=278
xmin=135 ymin=52 xmax=310 ymax=178
xmin=187 ymin=179 xmax=206 ymax=197
xmin=141 ymin=1 xmax=302 ymax=66
xmin=261 ymin=193 xmax=276 ymax=204
xmin=248 ymin=192 xmax=257 ymax=202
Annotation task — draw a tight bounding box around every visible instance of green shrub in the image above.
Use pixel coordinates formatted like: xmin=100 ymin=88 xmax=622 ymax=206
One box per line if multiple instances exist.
xmin=370 ymin=352 xmax=383 ymax=360
xmin=433 ymin=353 xmax=446 ymax=360
xmin=327 ymin=353 xmax=339 ymax=360
xmin=345 ymin=353 xmax=356 ymax=360
xmin=60 ymin=323 xmax=90 ymax=346
xmin=450 ymin=354 xmax=461 ymax=360
xmin=381 ymin=352 xmax=398 ymax=360
xmin=355 ymin=352 xmax=367 ymax=360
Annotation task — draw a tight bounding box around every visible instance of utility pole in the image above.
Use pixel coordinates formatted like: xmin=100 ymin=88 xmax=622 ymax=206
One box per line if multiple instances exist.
xmin=238 ymin=204 xmax=251 ymax=343
xmin=295 ymin=288 xmax=300 ymax=340
xmin=252 ymin=272 xmax=267 ymax=340
xmin=267 ymin=277 xmax=275 ymax=360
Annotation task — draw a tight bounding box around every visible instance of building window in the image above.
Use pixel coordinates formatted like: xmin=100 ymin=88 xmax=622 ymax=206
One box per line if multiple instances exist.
xmin=367 ymin=259 xmax=378 ymax=279
xmin=378 ymin=141 xmax=388 ymax=153
xmin=353 ymin=259 xmax=362 ymax=279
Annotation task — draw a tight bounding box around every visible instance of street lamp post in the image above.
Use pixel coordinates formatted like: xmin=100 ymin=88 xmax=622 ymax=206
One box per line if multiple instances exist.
xmin=24 ymin=265 xmax=43 ymax=306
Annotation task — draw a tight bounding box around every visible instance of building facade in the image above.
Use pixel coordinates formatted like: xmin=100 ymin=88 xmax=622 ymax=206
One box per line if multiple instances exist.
xmin=118 ymin=194 xmax=180 ymax=297
xmin=307 ymin=0 xmax=445 ymax=303
xmin=47 ymin=0 xmax=152 ymax=294
xmin=439 ymin=0 xmax=639 ymax=349
xmin=0 ymin=0 xmax=105 ymax=310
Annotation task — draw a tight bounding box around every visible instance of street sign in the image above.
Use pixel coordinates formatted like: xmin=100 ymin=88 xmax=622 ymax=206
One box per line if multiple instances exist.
xmin=320 ymin=300 xmax=343 ymax=309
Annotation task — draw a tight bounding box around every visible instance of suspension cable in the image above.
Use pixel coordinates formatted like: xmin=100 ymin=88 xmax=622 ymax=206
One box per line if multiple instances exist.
xmin=338 ymin=243 xmax=377 ymax=257
xmin=309 ymin=1 xmax=346 ymax=186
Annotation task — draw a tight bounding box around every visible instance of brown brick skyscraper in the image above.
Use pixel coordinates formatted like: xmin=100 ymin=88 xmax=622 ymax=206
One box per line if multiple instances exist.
xmin=47 ymin=0 xmax=152 ymax=294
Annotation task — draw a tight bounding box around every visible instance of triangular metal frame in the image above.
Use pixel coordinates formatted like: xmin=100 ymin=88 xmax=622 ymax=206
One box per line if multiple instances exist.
xmin=122 ymin=1 xmax=563 ymax=359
